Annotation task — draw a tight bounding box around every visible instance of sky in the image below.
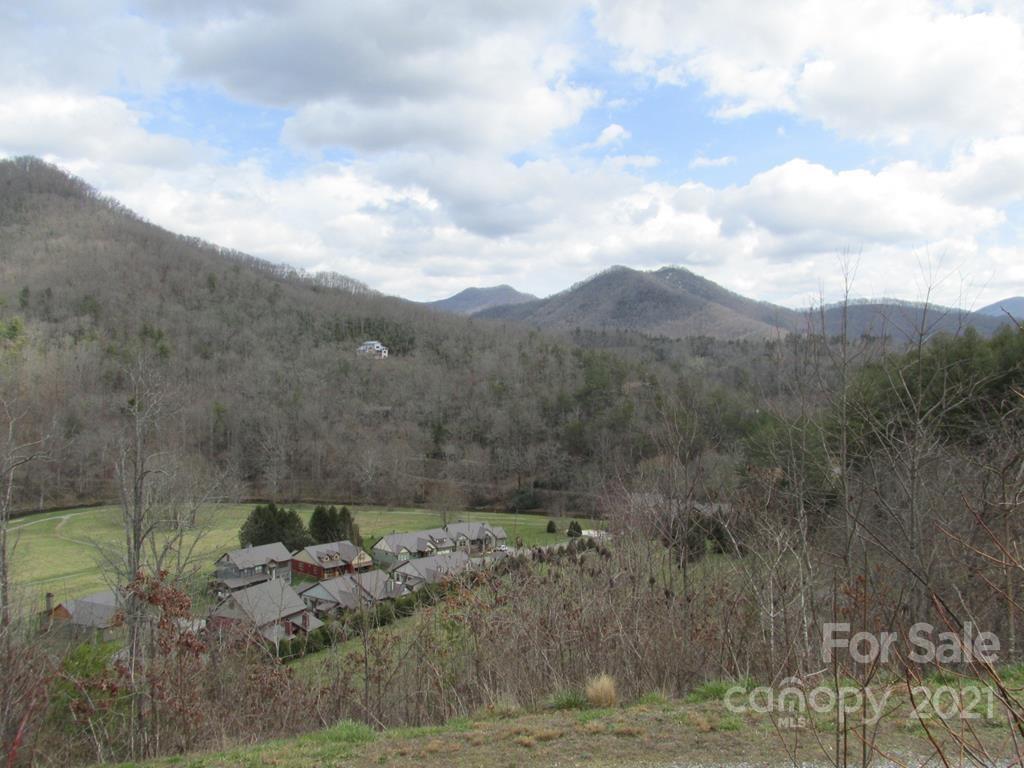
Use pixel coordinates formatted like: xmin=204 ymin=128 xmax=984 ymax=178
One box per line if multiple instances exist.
xmin=1 ymin=1 xmax=1023 ymax=308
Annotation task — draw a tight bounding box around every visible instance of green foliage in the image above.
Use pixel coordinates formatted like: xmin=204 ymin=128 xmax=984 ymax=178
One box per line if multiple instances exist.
xmin=635 ymin=691 xmax=670 ymax=707
xmin=506 ymin=487 xmax=540 ymax=513
xmin=685 ymin=678 xmax=751 ymax=703
xmin=549 ymin=689 xmax=589 ymax=710
xmin=318 ymin=720 xmax=376 ymax=746
xmin=309 ymin=505 xmax=342 ymax=544
xmin=546 ymin=520 xmax=557 ymax=534
xmin=47 ymin=642 xmax=123 ymax=733
xmin=309 ymin=505 xmax=363 ymax=545
xmin=567 ymin=520 xmax=583 ymax=538
xmin=0 ymin=316 xmax=24 ymax=343
xmin=847 ymin=325 xmax=1024 ymax=447
xmin=239 ymin=502 xmax=312 ymax=551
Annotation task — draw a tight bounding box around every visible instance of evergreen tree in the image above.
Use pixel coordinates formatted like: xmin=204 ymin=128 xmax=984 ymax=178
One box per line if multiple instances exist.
xmin=309 ymin=505 xmax=344 ymax=543
xmin=567 ymin=520 xmax=583 ymax=538
xmin=239 ymin=502 xmax=312 ymax=551
xmin=546 ymin=520 xmax=557 ymax=533
xmin=338 ymin=506 xmax=363 ymax=546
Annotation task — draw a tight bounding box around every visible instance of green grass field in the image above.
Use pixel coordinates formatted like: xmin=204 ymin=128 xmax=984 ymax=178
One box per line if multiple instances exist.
xmin=7 ymin=503 xmax=598 ymax=605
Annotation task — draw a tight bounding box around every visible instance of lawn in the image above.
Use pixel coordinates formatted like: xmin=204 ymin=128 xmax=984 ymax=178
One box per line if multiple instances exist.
xmin=7 ymin=503 xmax=599 ymax=605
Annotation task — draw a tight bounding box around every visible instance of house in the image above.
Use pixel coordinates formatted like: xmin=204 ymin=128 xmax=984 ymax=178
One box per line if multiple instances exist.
xmin=45 ymin=589 xmax=123 ymax=639
xmin=371 ymin=529 xmax=455 ymax=567
xmin=357 ymin=340 xmax=389 ymax=359
xmin=212 ymin=542 xmax=292 ymax=599
xmin=291 ymin=540 xmax=373 ymax=580
xmin=443 ymin=522 xmax=508 ymax=554
xmin=298 ymin=570 xmax=408 ymax=616
xmin=391 ymin=551 xmax=472 ymax=591
xmin=371 ymin=522 xmax=507 ymax=567
xmin=208 ymin=579 xmax=322 ymax=645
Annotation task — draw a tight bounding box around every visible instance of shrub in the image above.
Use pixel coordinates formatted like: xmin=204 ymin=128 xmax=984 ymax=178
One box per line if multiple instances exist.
xmin=567 ymin=520 xmax=583 ymax=537
xmin=546 ymin=520 xmax=557 ymax=533
xmin=635 ymin=691 xmax=670 ymax=707
xmin=685 ymin=678 xmax=748 ymax=703
xmin=323 ymin=720 xmax=376 ymax=745
xmin=304 ymin=630 xmax=323 ymax=654
xmin=585 ymin=674 xmax=618 ymax=708
xmin=549 ymin=689 xmax=588 ymax=710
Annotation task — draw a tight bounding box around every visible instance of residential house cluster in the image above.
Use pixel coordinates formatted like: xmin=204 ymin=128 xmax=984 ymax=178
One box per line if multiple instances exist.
xmin=43 ymin=521 xmax=508 ymax=647
xmin=371 ymin=521 xmax=507 ymax=567
xmin=207 ymin=521 xmax=505 ymax=644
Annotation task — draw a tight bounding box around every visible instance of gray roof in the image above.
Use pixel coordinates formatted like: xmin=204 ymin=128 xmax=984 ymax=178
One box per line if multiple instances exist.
xmin=214 ymin=574 xmax=270 ymax=591
xmin=374 ymin=530 xmax=453 ymax=555
xmin=61 ymin=589 xmax=121 ymax=628
xmin=393 ymin=551 xmax=472 ymax=584
xmin=295 ymin=540 xmax=363 ymax=565
xmin=374 ymin=522 xmax=506 ymax=555
xmin=299 ymin=570 xmax=407 ymax=609
xmin=352 ymin=569 xmax=408 ymax=601
xmin=445 ymin=522 xmax=506 ymax=541
xmin=299 ymin=576 xmax=361 ymax=611
xmin=219 ymin=542 xmax=291 ymax=570
xmin=212 ymin=579 xmax=306 ymax=627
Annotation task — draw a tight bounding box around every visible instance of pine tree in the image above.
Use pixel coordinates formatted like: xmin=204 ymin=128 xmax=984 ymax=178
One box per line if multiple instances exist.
xmin=239 ymin=502 xmax=312 ymax=550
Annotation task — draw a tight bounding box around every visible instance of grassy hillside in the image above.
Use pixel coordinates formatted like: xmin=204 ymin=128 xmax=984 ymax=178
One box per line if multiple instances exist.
xmin=122 ymin=684 xmax=1016 ymax=768
xmin=8 ymin=503 xmax=594 ymax=603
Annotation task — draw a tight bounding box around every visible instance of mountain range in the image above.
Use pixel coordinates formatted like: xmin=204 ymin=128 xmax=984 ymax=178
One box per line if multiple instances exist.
xmin=433 ymin=267 xmax=1017 ymax=341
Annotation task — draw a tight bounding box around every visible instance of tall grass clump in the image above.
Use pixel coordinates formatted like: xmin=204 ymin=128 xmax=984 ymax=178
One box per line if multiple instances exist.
xmin=585 ymin=674 xmax=618 ymax=708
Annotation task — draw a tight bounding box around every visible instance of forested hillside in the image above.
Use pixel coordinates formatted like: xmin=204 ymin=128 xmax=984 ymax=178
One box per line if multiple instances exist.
xmin=0 ymin=157 xmax=769 ymax=513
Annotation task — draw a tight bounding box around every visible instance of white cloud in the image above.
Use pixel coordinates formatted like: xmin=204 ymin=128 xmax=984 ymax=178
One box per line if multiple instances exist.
xmin=4 ymin=84 xmax=1022 ymax=308
xmin=690 ymin=154 xmax=736 ymax=169
xmin=168 ymin=2 xmax=597 ymax=154
xmin=3 ymin=2 xmax=1024 ymax=310
xmin=592 ymin=0 xmax=1024 ymax=145
xmin=0 ymin=89 xmax=200 ymax=168
xmin=584 ymin=123 xmax=631 ymax=149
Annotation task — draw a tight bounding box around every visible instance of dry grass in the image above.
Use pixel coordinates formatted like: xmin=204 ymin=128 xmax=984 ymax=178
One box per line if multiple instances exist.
xmin=422 ymin=739 xmax=446 ymax=754
xmin=585 ymin=674 xmax=618 ymax=708
xmin=514 ymin=735 xmax=535 ymax=748
xmin=533 ymin=729 xmax=562 ymax=742
xmin=687 ymin=711 xmax=713 ymax=733
xmin=611 ymin=725 xmax=643 ymax=737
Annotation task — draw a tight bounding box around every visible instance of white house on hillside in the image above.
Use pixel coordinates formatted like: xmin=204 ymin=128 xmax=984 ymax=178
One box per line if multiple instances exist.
xmin=357 ymin=340 xmax=389 ymax=359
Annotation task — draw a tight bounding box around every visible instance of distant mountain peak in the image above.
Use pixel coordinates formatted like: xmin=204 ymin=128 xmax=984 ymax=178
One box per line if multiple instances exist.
xmin=477 ymin=265 xmax=1013 ymax=341
xmin=425 ymin=284 xmax=538 ymax=315
xmin=977 ymin=297 xmax=1024 ymax=319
